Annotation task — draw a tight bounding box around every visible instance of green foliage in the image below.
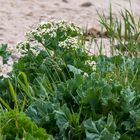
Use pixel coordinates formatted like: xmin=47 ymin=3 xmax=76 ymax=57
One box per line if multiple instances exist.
xmin=0 ymin=12 xmax=140 ymax=140
xmin=0 ymin=81 xmax=53 ymax=140
xmin=26 ymin=21 xmax=83 ymax=50
xmin=0 ymin=110 xmax=50 ymax=140
xmin=0 ymin=44 xmax=10 ymax=64
xmin=83 ymin=114 xmax=120 ymax=140
xmin=98 ymin=7 xmax=140 ymax=57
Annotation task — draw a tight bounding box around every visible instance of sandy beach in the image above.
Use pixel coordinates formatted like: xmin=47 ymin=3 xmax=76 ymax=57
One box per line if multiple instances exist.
xmin=0 ymin=0 xmax=140 ymax=47
xmin=0 ymin=0 xmax=140 ymax=74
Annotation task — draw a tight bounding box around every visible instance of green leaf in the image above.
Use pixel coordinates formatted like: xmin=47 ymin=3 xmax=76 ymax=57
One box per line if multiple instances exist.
xmin=67 ymin=64 xmax=83 ymax=75
xmin=0 ymin=44 xmax=11 ymax=64
xmin=25 ymin=99 xmax=55 ymax=126
xmin=55 ymin=104 xmax=71 ymax=132
xmin=8 ymin=80 xmax=19 ymax=112
xmin=83 ymin=115 xmax=120 ymax=140
xmin=83 ymin=118 xmax=99 ymax=134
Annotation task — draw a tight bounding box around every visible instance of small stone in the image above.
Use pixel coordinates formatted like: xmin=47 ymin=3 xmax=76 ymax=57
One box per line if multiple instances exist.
xmin=81 ymin=2 xmax=92 ymax=7
xmin=62 ymin=0 xmax=68 ymax=3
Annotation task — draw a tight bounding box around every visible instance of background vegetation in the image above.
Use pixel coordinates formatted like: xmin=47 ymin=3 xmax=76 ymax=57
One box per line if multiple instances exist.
xmin=0 ymin=9 xmax=140 ymax=140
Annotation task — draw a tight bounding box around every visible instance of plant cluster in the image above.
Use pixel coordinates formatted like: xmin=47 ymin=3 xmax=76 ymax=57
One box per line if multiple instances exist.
xmin=0 ymin=12 xmax=140 ymax=140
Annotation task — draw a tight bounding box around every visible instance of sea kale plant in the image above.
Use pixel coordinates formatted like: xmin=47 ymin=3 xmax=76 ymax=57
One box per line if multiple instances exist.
xmin=0 ymin=12 xmax=140 ymax=140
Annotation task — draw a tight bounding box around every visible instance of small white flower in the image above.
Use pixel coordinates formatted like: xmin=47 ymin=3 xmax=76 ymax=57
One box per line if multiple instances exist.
xmin=7 ymin=57 xmax=14 ymax=65
xmin=86 ymin=60 xmax=96 ymax=71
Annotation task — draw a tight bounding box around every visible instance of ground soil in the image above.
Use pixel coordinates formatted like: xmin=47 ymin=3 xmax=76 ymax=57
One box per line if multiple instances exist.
xmin=0 ymin=0 xmax=140 ymax=75
xmin=0 ymin=0 xmax=140 ymax=47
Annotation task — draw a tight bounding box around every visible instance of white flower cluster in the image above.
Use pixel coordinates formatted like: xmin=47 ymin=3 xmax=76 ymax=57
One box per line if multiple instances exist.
xmin=27 ymin=21 xmax=83 ymax=47
xmin=38 ymin=20 xmax=82 ymax=35
xmin=17 ymin=40 xmax=45 ymax=55
xmin=58 ymin=36 xmax=79 ymax=49
xmin=0 ymin=56 xmax=12 ymax=78
xmin=16 ymin=41 xmax=31 ymax=53
xmin=0 ymin=47 xmax=20 ymax=78
xmin=86 ymin=60 xmax=96 ymax=71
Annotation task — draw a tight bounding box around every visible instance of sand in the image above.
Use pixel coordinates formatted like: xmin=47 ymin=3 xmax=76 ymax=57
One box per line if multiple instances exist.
xmin=0 ymin=0 xmax=140 ymax=75
xmin=0 ymin=0 xmax=140 ymax=47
